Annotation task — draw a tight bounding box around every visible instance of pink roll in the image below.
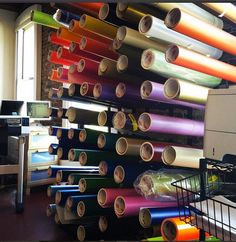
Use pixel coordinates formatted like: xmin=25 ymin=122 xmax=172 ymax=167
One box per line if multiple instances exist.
xmin=114 ymin=195 xmax=178 ymax=218
xmin=138 ymin=112 xmax=204 ymax=137
xmin=97 ymin=188 xmax=137 ymax=208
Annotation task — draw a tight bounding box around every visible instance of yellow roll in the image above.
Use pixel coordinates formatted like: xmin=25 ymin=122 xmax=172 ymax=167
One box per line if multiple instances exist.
xmin=79 ymin=14 xmax=117 ymax=39
xmin=162 ymin=146 xmax=203 ymax=169
xmin=164 ymin=78 xmax=210 ymax=105
xmin=203 ymin=3 xmax=236 ymax=24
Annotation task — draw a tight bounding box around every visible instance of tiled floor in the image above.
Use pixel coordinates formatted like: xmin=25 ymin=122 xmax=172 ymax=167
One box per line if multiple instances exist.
xmin=0 ymin=186 xmax=75 ymax=241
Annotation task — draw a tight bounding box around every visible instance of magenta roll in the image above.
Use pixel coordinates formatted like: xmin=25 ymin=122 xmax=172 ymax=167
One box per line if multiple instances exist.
xmin=97 ymin=188 xmax=137 ymax=208
xmin=138 ymin=113 xmax=204 ymax=137
xmin=57 ymin=47 xmax=84 ymax=64
xmin=57 ymin=67 xmax=69 ymax=81
xmin=69 ymin=42 xmax=103 ymax=62
xmin=114 ymin=195 xmax=177 ymax=218
xmin=140 ymin=81 xmax=205 ymax=110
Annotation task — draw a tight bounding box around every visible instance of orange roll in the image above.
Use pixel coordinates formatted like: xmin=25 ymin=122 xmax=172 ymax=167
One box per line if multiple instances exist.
xmin=70 ymin=2 xmax=104 ymax=17
xmin=161 ymin=217 xmax=200 ymax=241
xmin=57 ymin=27 xmax=82 ymax=44
xmin=49 ymin=69 xmax=59 ymax=81
xmin=79 ymin=14 xmax=117 ymax=39
xmin=165 ymin=8 xmax=236 ymax=56
xmin=69 ymin=19 xmax=112 ymax=45
xmin=166 ymin=45 xmax=236 ymax=83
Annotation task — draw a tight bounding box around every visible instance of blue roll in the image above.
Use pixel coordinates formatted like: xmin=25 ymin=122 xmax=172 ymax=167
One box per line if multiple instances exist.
xmin=54 ymin=9 xmax=80 ymax=27
xmin=48 ymin=126 xmax=60 ymax=136
xmin=139 ymin=207 xmax=190 ymax=228
xmin=99 ymin=160 xmax=121 ymax=177
xmin=56 ymin=189 xmax=81 ymax=206
xmin=48 ymin=165 xmax=99 ymax=178
xmin=47 ymin=185 xmax=79 ymax=197
xmin=67 ymin=194 xmax=97 ymax=211
xmin=48 ymin=143 xmax=59 ymax=155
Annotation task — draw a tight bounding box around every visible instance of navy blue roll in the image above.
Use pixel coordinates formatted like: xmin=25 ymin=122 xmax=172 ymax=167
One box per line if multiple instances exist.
xmin=47 ymin=185 xmax=78 ymax=197
xmin=57 ymin=127 xmax=70 ymax=139
xmin=55 ymin=189 xmax=81 ymax=206
xmin=54 ymin=9 xmax=80 ymax=27
xmin=139 ymin=207 xmax=190 ymax=228
xmin=48 ymin=126 xmax=60 ymax=136
xmin=48 ymin=165 xmax=99 ymax=178
xmin=67 ymin=194 xmax=97 ymax=211
xmin=99 ymin=160 xmax=121 ymax=177
xmin=114 ymin=163 xmax=163 ymax=186
xmin=48 ymin=143 xmax=59 ymax=155
xmin=57 ymin=107 xmax=68 ymax=119
xmin=48 ymin=107 xmax=58 ymax=118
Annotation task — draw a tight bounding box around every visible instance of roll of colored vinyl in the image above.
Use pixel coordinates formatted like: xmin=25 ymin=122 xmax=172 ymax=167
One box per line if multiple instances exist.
xmin=48 ymin=31 xmax=70 ymax=48
xmin=165 ymin=8 xmax=236 ymax=56
xmin=47 ymin=185 xmax=79 ymax=197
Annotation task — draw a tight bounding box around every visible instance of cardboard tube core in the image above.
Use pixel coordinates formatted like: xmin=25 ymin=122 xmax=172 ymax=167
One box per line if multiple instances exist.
xmin=56 ymin=128 xmax=62 ymax=142
xmin=78 ymin=59 xmax=86 ymax=72
xmin=80 ymin=82 xmax=89 ymax=96
xmin=69 ymin=19 xmax=76 ymax=31
xmin=117 ymin=26 xmax=126 ymax=41
xmin=164 ymin=78 xmax=180 ymax=99
xmin=68 ymin=149 xmax=75 ymax=161
xmin=99 ymin=161 xmax=108 ymax=176
xmin=57 ymin=46 xmax=63 ymax=58
xmin=118 ymin=3 xmax=128 ymax=12
xmin=79 ymin=129 xmax=87 ymax=142
xmin=97 ymin=133 xmax=106 ymax=148
xmin=139 ymin=208 xmax=152 ymax=228
xmin=80 ymin=36 xmax=87 ymax=50
xmin=93 ymin=83 xmax=102 ymax=98
xmin=68 ymin=84 xmax=76 ymax=96
xmin=162 ymin=146 xmax=176 ymax=165
xmin=165 ymin=8 xmax=181 ymax=29
xmin=113 ymin=111 xmax=126 ymax=129
xmin=55 ymin=190 xmax=62 ymax=205
xmin=79 ymin=178 xmax=86 ymax=192
xmin=116 ymin=82 xmax=126 ymax=98
xmin=114 ymin=196 xmax=125 ymax=216
xmin=99 ymin=3 xmax=109 ymax=20
xmin=77 ymin=201 xmax=85 ymax=217
xmin=68 ymin=174 xmax=74 ymax=185
xmin=162 ymin=220 xmax=177 ymax=241
xmin=47 ymin=186 xmax=52 ymax=197
xmin=140 ymin=142 xmax=154 ymax=162
xmin=77 ymin=225 xmax=86 ymax=242
xmin=54 ymin=213 xmax=61 ymax=225
xmin=139 ymin=15 xmax=152 ymax=34
xmin=66 ymin=196 xmax=73 ymax=209
xmin=48 ymin=145 xmax=54 ymax=154
xmin=79 ymin=14 xmax=86 ymax=28
xmin=114 ymin=165 xmax=125 ymax=183
xmin=48 ymin=88 xmax=56 ymax=99
xmin=57 ymin=67 xmax=63 ymax=78
xmin=56 ymin=170 xmax=63 ymax=182
xmin=98 ymin=112 xmax=107 ymax=126
xmin=139 ymin=175 xmax=153 ymax=196
xmin=98 ymin=216 xmax=108 ymax=232
xmin=57 ymin=108 xmax=64 ymax=118
xmin=141 ymin=50 xmax=155 ymax=69
xmin=68 ymin=128 xmax=74 ymax=139
xmin=79 ymin=152 xmax=87 ymax=165
xmin=141 ymin=80 xmax=152 ymax=98
xmin=97 ymin=188 xmax=106 ymax=206
xmin=165 ymin=45 xmax=179 ymax=63
xmin=57 ymin=87 xmax=64 ymax=98
xmin=138 ymin=113 xmax=151 ymax=131
xmin=116 ymin=137 xmax=128 ymax=155
xmin=112 ymin=38 xmax=122 ymax=50
xmin=69 ymin=42 xmax=76 ymax=53
xmin=69 ymin=64 xmax=76 ymax=73
xmin=117 ymin=55 xmax=128 ymax=72
xmin=57 ymin=147 xmax=63 ymax=159
xmin=99 ymin=59 xmax=108 ymax=73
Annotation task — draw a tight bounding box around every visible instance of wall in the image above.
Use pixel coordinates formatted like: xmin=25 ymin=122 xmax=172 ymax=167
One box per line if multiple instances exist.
xmin=0 ymin=9 xmax=17 ymax=100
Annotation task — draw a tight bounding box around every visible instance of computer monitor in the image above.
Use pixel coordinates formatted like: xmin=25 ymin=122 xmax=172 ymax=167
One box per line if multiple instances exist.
xmin=0 ymin=100 xmax=24 ymax=115
xmin=26 ymin=101 xmax=51 ymax=120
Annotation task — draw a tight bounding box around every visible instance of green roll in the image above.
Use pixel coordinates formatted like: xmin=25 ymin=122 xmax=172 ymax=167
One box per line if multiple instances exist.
xmin=79 ymin=150 xmax=120 ymax=166
xmin=146 ymin=236 xmax=164 ymax=241
xmin=141 ymin=48 xmax=221 ymax=87
xmin=68 ymin=173 xmax=101 ymax=185
xmin=79 ymin=178 xmax=121 ymax=193
xmin=31 ymin=10 xmax=61 ymax=29
xmin=77 ymin=196 xmax=112 ymax=217
xmin=69 ymin=149 xmax=91 ymax=161
xmin=97 ymin=133 xmax=122 ymax=151
xmin=79 ymin=128 xmax=102 ymax=146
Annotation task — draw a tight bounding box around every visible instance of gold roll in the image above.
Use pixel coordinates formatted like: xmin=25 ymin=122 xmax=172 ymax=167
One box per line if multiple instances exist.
xmin=162 ymin=146 xmax=203 ymax=169
xmin=116 ymin=26 xmax=168 ymax=52
xmin=79 ymin=14 xmax=117 ymax=39
xmin=203 ymin=3 xmax=236 ymax=24
xmin=164 ymin=78 xmax=210 ymax=105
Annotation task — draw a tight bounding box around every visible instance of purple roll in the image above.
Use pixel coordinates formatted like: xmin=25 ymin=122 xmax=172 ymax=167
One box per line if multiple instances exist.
xmin=93 ymin=82 xmax=117 ymax=101
xmin=138 ymin=112 xmax=204 ymax=136
xmin=140 ymin=80 xmax=205 ymax=110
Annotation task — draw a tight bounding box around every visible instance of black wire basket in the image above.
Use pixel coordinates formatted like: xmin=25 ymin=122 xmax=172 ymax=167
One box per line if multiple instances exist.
xmin=172 ymin=159 xmax=236 ymax=241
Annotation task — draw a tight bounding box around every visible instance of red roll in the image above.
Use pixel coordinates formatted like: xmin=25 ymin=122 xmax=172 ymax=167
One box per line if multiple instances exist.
xmin=48 ymin=31 xmax=70 ymax=48
xmin=47 ymin=50 xmax=72 ymax=66
xmin=80 ymin=36 xmax=119 ymax=60
xmin=69 ymin=42 xmax=103 ymax=62
xmin=69 ymin=2 xmax=104 ymax=17
xmin=166 ymin=45 xmax=236 ymax=83
xmin=48 ymin=69 xmax=59 ymax=81
xmin=57 ymin=47 xmax=83 ymax=65
xmin=77 ymin=58 xmax=100 ymax=76
xmin=57 ymin=67 xmax=69 ymax=81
